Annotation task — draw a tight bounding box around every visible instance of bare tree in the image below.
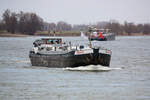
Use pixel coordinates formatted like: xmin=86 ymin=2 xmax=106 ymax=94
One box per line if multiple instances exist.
xmin=3 ymin=9 xmax=11 ymax=32
xmin=105 ymin=22 xmax=123 ymax=35
xmin=3 ymin=9 xmax=18 ymax=33
xmin=136 ymin=24 xmax=143 ymax=33
xmin=56 ymin=21 xmax=72 ymax=31
xmin=0 ymin=19 xmax=5 ymax=31
xmin=9 ymin=12 xmax=17 ymax=33
xmin=18 ymin=12 xmax=43 ymax=35
xmin=49 ymin=23 xmax=56 ymax=31
xmin=143 ymin=24 xmax=150 ymax=34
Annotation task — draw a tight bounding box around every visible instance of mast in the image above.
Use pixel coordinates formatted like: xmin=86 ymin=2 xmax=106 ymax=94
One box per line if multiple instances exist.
xmin=88 ymin=26 xmax=93 ymax=48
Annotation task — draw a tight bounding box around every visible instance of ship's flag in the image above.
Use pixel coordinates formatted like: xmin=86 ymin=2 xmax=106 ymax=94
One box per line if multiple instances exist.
xmin=98 ymin=32 xmax=103 ymax=39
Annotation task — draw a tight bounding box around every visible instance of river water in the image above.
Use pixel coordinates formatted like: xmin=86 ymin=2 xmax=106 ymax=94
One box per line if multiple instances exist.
xmin=0 ymin=36 xmax=150 ymax=100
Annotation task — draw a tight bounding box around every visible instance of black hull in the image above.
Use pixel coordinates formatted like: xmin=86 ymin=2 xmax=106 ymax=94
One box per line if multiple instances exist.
xmin=29 ymin=51 xmax=75 ymax=68
xmin=90 ymin=38 xmax=107 ymax=41
xmin=29 ymin=49 xmax=111 ymax=68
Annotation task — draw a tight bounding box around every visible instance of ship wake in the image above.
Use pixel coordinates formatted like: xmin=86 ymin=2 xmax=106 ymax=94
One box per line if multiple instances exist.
xmin=64 ymin=65 xmax=122 ymax=72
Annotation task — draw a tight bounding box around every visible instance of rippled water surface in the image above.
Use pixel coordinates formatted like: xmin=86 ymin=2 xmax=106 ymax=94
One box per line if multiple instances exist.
xmin=0 ymin=36 xmax=150 ymax=100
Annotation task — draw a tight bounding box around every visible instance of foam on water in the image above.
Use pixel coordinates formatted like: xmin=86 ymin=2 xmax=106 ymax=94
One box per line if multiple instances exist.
xmin=64 ymin=65 xmax=122 ymax=72
xmin=15 ymin=60 xmax=30 ymax=63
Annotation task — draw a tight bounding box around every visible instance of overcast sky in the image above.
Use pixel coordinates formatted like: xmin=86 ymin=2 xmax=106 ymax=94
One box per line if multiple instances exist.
xmin=0 ymin=0 xmax=150 ymax=24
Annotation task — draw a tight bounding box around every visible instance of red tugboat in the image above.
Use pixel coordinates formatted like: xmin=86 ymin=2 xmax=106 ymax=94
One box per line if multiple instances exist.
xmin=88 ymin=28 xmax=115 ymax=41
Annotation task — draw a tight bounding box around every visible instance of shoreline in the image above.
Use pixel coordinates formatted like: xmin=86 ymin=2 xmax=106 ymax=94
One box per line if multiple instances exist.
xmin=0 ymin=33 xmax=30 ymax=37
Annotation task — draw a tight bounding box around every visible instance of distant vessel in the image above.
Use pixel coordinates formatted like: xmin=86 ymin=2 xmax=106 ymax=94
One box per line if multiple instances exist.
xmin=88 ymin=28 xmax=115 ymax=41
xmin=29 ymin=38 xmax=112 ymax=68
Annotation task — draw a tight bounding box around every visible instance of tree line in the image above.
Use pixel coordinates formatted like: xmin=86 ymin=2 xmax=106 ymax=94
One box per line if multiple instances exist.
xmin=45 ymin=21 xmax=150 ymax=35
xmin=0 ymin=9 xmax=43 ymax=35
xmin=0 ymin=9 xmax=150 ymax=35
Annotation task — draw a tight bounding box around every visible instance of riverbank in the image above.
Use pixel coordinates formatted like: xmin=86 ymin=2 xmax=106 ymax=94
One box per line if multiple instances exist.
xmin=0 ymin=31 xmax=81 ymax=37
xmin=0 ymin=31 xmax=149 ymax=37
xmin=35 ymin=31 xmax=81 ymax=36
xmin=0 ymin=33 xmax=29 ymax=37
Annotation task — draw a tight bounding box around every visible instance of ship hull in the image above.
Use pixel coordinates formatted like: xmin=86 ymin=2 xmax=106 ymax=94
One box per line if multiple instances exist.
xmin=29 ymin=49 xmax=111 ymax=68
xmin=89 ymin=33 xmax=115 ymax=41
xmin=29 ymin=51 xmax=75 ymax=68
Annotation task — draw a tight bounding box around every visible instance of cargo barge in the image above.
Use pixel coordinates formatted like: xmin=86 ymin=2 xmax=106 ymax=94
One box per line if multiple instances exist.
xmin=29 ymin=38 xmax=111 ymax=68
